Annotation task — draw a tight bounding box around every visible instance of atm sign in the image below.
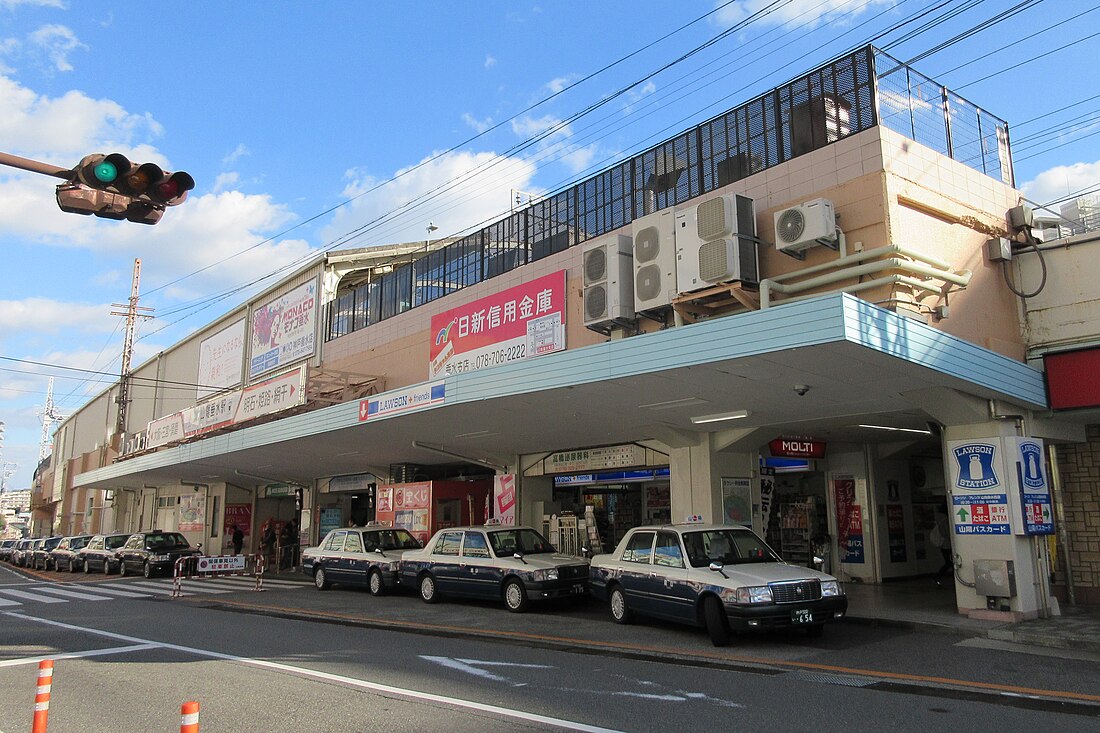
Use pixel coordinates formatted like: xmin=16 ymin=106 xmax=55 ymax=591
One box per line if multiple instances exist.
xmin=769 ymin=438 xmax=826 ymax=459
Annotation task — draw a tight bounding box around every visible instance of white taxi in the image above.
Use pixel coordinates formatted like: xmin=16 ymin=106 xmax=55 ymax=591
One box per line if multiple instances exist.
xmin=589 ymin=522 xmax=847 ymax=646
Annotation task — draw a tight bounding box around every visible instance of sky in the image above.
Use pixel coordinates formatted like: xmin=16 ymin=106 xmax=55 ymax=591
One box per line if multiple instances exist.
xmin=1 ymin=0 xmax=1098 ymax=493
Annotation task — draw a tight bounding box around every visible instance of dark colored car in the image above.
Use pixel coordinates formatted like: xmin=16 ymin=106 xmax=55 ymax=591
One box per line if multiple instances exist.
xmin=398 ymin=525 xmax=589 ymax=613
xmin=77 ymin=533 xmax=131 ymax=575
xmin=116 ymin=531 xmax=201 ymax=578
xmin=49 ymin=535 xmax=94 ymax=572
xmin=589 ymin=523 xmax=848 ymax=646
xmin=11 ymin=539 xmax=33 ymax=567
xmin=0 ymin=539 xmax=16 ymax=562
xmin=302 ymin=526 xmax=423 ymax=594
xmin=31 ymin=537 xmax=62 ymax=570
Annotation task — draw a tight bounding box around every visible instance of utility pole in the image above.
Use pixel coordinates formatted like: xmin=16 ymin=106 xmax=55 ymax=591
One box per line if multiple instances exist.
xmin=39 ymin=378 xmax=66 ymax=461
xmin=111 ymin=259 xmax=154 ymax=439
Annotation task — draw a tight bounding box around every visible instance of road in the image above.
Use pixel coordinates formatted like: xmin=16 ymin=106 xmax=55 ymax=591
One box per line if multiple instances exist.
xmin=1 ymin=563 xmax=1097 ymax=732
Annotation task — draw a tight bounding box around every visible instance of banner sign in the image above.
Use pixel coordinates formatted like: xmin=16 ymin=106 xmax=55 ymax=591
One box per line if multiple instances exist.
xmin=250 ymin=279 xmax=318 ymax=379
xmin=224 ymin=504 xmax=252 ymax=554
xmin=769 ymin=437 xmax=826 ymax=459
xmin=886 ymin=504 xmax=907 ymax=563
xmin=947 ymin=440 xmax=1013 ymax=535
xmin=428 ymin=270 xmax=566 ymax=378
xmin=1008 ymin=437 xmax=1055 ymax=536
xmin=197 ymin=319 xmax=246 ymax=398
xmin=546 ymin=444 xmax=646 ymax=474
xmin=834 ymin=475 xmax=864 ymax=563
xmin=493 ymin=474 xmax=517 ymax=525
xmin=196 ymin=555 xmax=247 ymax=573
xmin=759 ymin=467 xmax=775 ymax=530
xmin=721 ymin=477 xmax=752 ymax=526
xmin=359 ymin=381 xmax=445 ymax=421
xmin=147 ymin=365 xmax=306 ymax=448
xmin=178 ymin=494 xmax=205 ymax=533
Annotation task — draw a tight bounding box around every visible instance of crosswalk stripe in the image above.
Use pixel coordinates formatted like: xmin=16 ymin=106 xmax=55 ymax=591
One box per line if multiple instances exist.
xmin=100 ymin=582 xmax=184 ymax=596
xmin=34 ymin=586 xmax=114 ymax=601
xmin=0 ymin=596 xmax=20 ymax=606
xmin=0 ymin=589 xmax=67 ymax=604
xmin=75 ymin=585 xmax=151 ymax=598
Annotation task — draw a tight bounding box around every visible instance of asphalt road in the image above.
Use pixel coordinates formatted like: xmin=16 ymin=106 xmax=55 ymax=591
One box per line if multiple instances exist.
xmin=1 ymin=563 xmax=1098 ymax=732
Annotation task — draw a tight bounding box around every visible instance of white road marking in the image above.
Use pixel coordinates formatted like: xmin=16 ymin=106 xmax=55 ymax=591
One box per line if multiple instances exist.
xmin=0 ymin=597 xmax=20 ymax=607
xmin=112 ymin=582 xmax=192 ymax=596
xmin=0 ymin=589 xmax=67 ymax=603
xmin=0 ymin=644 xmax=159 ymax=667
xmin=71 ymin=585 xmax=150 ymax=598
xmin=6 ymin=612 xmax=625 ymax=733
xmin=34 ymin=586 xmax=114 ymax=601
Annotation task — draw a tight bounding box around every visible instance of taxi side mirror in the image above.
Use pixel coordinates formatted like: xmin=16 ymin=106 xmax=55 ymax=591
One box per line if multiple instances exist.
xmin=708 ymin=561 xmax=728 ymax=579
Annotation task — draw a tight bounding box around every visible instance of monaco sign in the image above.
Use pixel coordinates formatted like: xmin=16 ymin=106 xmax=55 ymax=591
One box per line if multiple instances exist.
xmin=769 ymin=438 xmax=827 ymax=459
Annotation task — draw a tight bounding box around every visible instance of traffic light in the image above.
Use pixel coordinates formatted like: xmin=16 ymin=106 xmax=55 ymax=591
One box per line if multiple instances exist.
xmin=56 ymin=152 xmax=194 ymax=225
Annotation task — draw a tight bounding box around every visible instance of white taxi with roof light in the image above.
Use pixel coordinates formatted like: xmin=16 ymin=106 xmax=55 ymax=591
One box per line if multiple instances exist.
xmin=589 ymin=521 xmax=847 ymax=646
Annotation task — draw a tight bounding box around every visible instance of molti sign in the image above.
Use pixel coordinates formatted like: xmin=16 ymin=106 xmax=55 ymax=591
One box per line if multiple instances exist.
xmin=768 ymin=437 xmax=826 ymax=459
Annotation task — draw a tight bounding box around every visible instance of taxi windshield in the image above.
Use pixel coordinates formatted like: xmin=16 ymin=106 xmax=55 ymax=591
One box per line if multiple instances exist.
xmin=366 ymin=529 xmax=422 ymax=551
xmin=488 ymin=528 xmax=554 ymax=556
xmin=145 ymin=533 xmax=190 ymax=550
xmin=682 ymin=529 xmax=779 ymax=568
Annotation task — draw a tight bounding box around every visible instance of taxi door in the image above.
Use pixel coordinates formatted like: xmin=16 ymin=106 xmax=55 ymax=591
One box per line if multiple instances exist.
xmin=430 ymin=531 xmax=465 ymax=594
xmin=645 ymin=531 xmax=693 ymax=623
xmin=617 ymin=531 xmax=658 ymax=615
xmin=458 ymin=531 xmax=499 ymax=598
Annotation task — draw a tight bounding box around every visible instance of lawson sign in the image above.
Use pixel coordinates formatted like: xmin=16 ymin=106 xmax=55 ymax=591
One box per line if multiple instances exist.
xmin=359 ymin=381 xmax=446 ymax=422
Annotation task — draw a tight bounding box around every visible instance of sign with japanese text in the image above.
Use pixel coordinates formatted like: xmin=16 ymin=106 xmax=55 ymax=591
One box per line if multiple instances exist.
xmin=721 ymin=477 xmax=752 ymax=526
xmin=1007 ymin=437 xmax=1055 ymax=536
xmin=886 ymin=504 xmax=907 ymax=563
xmin=249 ymin=279 xmax=318 ymax=379
xmin=196 ymin=555 xmax=246 ymax=573
xmin=359 ymin=381 xmax=445 ymax=421
xmin=546 ymin=444 xmax=646 ymax=474
xmin=834 ymin=474 xmax=864 ymax=563
xmin=197 ymin=318 xmax=246 ymax=398
xmin=428 ymin=270 xmax=566 ymax=378
xmin=493 ymin=474 xmax=517 ymax=525
xmin=947 ymin=439 xmax=1014 ymax=535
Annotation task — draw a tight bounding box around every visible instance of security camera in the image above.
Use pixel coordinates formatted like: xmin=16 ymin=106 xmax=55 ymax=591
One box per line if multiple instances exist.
xmin=793 ymin=384 xmax=810 ymax=396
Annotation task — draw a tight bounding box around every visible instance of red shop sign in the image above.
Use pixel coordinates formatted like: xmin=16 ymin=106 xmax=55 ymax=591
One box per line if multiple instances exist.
xmin=769 ymin=438 xmax=827 ymax=459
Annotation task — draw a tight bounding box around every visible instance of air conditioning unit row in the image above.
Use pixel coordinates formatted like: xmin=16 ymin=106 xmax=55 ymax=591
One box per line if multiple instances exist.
xmin=774 ymin=198 xmax=837 ymax=257
xmin=633 ymin=209 xmax=678 ymax=312
xmin=676 ymin=193 xmax=759 ymax=292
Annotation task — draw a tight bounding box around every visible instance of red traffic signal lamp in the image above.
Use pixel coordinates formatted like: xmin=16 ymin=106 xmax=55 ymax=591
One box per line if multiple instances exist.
xmin=58 ymin=152 xmax=194 ymax=223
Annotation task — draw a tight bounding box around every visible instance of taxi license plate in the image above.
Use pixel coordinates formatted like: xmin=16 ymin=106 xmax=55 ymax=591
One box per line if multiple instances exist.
xmin=791 ymin=609 xmax=813 ymax=624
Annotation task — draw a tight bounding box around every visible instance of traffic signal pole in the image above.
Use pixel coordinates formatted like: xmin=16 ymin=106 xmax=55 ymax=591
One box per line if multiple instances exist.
xmin=0 ymin=150 xmax=74 ymax=179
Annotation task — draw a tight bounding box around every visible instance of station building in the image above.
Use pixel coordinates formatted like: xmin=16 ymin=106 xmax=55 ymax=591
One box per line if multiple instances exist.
xmin=41 ymin=46 xmax=1100 ymax=619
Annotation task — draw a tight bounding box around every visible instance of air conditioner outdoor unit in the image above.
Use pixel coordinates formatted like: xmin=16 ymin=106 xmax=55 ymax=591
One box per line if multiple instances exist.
xmin=774 ymin=198 xmax=837 ymax=256
xmin=583 ymin=234 xmax=635 ymax=328
xmin=675 ymin=193 xmax=759 ymax=291
xmin=632 ymin=208 xmax=678 ymax=311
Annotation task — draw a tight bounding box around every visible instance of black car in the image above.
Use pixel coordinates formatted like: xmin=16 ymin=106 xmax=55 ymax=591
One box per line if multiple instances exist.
xmin=0 ymin=539 xmax=16 ymax=562
xmin=116 ymin=531 xmax=201 ymax=578
xmin=31 ymin=537 xmax=63 ymax=570
xmin=49 ymin=535 xmax=94 ymax=572
xmin=77 ymin=533 xmax=131 ymax=575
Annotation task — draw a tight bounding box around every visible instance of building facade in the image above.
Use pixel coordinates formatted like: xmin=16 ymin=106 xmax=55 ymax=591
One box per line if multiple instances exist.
xmin=54 ymin=47 xmax=1097 ymax=620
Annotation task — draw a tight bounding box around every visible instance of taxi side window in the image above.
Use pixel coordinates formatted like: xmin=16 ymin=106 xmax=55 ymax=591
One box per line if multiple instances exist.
xmin=344 ymin=532 xmax=364 ymax=553
xmin=462 ymin=532 xmax=490 ymax=558
xmin=323 ymin=531 xmax=346 ymax=552
xmin=653 ymin=532 xmax=685 ymax=568
xmin=434 ymin=532 xmax=462 ymax=556
xmin=622 ymin=532 xmax=656 ymax=564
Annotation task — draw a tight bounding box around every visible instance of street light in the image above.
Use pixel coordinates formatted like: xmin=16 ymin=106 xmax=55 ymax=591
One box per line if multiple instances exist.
xmin=426 ymin=221 xmax=439 ymax=247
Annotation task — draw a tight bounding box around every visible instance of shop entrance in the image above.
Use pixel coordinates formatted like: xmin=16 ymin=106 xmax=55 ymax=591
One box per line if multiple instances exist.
xmin=765 ymin=469 xmax=830 ymax=572
xmin=551 ymin=469 xmax=671 ymax=551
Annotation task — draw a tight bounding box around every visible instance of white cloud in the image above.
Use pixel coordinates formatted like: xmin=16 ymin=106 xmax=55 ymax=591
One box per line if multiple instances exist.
xmin=222 ymin=143 xmax=249 ymax=166
xmin=321 ymin=150 xmax=539 ymax=248
xmin=623 ymin=81 xmax=656 ymax=114
xmin=1019 ymin=159 xmax=1100 ymax=209
xmin=511 ymin=114 xmax=567 ymax=139
xmin=0 ymin=1 xmax=66 ymax=9
xmin=212 ymin=171 xmax=240 ymax=193
xmin=484 ymin=54 xmax=496 ymax=69
xmin=462 ymin=112 xmax=492 ymax=134
xmin=714 ymin=0 xmax=895 ymax=27
xmin=27 ymin=24 xmax=84 ymax=72
xmin=545 ymin=75 xmax=577 ymax=94
xmin=0 ymin=298 xmax=116 ymax=336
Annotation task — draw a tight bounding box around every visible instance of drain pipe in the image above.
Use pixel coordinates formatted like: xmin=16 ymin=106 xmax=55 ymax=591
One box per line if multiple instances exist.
xmin=1047 ymin=443 xmax=1076 ymax=606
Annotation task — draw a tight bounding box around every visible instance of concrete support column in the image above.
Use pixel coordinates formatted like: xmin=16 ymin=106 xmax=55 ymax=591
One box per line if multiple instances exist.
xmin=669 ymin=433 xmax=755 ymax=528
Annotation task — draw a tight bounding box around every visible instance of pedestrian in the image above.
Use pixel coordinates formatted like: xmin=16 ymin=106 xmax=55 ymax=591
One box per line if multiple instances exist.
xmin=931 ymin=505 xmax=953 ymax=587
xmin=231 ymin=524 xmax=244 ymax=556
xmin=261 ymin=521 xmax=276 ymax=565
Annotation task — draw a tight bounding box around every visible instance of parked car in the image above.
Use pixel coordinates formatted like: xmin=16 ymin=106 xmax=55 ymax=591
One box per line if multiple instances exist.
xmin=30 ymin=537 xmax=63 ymax=570
xmin=78 ymin=533 xmax=131 ymax=575
xmin=11 ymin=538 xmax=33 ymax=567
xmin=302 ymin=525 xmax=423 ymax=594
xmin=589 ymin=522 xmax=848 ymax=646
xmin=49 ymin=535 xmax=94 ymax=572
xmin=0 ymin=539 xmax=16 ymax=562
xmin=115 ymin=531 xmax=202 ymax=578
xmin=398 ymin=524 xmax=589 ymax=613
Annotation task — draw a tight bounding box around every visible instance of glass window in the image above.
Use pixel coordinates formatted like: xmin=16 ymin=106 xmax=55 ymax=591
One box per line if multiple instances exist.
xmin=654 ymin=532 xmax=685 ymax=568
xmin=622 ymin=532 xmax=656 ymax=564
xmin=682 ymin=529 xmax=777 ymax=568
xmin=106 ymin=535 xmax=129 ymax=549
xmin=125 ymin=535 xmax=141 ymax=549
xmin=434 ymin=532 xmax=462 ymax=556
xmin=487 ymin=528 xmax=554 ymax=557
xmin=323 ymin=531 xmax=346 ymax=552
xmin=344 ymin=532 xmax=364 ymax=553
xmin=88 ymin=538 xmax=103 ymax=550
xmin=462 ymin=532 xmax=490 ymax=558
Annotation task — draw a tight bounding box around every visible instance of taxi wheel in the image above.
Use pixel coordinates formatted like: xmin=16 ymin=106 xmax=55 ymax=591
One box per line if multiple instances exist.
xmin=419 ymin=573 xmax=439 ymax=604
xmin=703 ymin=596 xmax=731 ymax=647
xmin=503 ymin=579 xmax=529 ymax=613
xmin=609 ymin=585 xmax=633 ymax=625
xmin=84 ymin=559 xmax=92 ymax=574
xmin=143 ymin=561 xmax=154 ymax=579
xmin=118 ymin=559 xmax=127 ymax=577
xmin=368 ymin=570 xmax=385 ymax=596
xmin=103 ymin=560 xmax=112 ymax=575
xmin=314 ymin=566 xmax=331 ymax=591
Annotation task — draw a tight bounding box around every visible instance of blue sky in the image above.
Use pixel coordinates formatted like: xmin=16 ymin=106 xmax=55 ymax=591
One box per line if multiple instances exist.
xmin=1 ymin=0 xmax=1098 ymax=492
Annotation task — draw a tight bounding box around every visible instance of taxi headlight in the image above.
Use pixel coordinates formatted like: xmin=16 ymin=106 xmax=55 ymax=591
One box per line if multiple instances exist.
xmin=821 ymin=580 xmax=843 ymax=597
xmin=531 ymin=568 xmax=559 ymax=582
xmin=723 ymin=585 xmax=773 ymax=604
